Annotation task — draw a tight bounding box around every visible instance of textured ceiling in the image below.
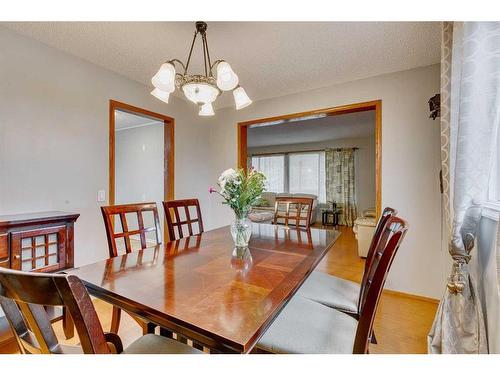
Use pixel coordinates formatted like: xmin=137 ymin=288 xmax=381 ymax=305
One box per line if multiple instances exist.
xmin=248 ymin=110 xmax=375 ymax=148
xmin=2 ymin=22 xmax=441 ymax=109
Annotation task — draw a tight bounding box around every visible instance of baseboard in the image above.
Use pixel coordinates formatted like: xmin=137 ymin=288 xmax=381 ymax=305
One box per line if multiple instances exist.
xmin=383 ymin=289 xmax=440 ymax=304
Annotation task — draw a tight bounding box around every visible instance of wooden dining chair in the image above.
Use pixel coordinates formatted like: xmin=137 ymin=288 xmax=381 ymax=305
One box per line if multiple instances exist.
xmin=0 ymin=268 xmax=201 ymax=354
xmin=256 ymin=215 xmax=408 ymax=354
xmin=297 ymin=207 xmax=397 ymax=319
xmin=101 ymin=202 xmax=162 ymax=257
xmin=163 ymin=199 xmax=204 ymax=240
xmin=101 ymin=202 xmax=162 ymax=335
xmin=273 ymin=197 xmax=314 ymax=229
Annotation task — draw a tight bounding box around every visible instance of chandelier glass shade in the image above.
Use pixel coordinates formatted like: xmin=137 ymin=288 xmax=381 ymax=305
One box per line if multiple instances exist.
xmin=151 ymin=21 xmax=252 ymax=116
xmin=150 ymin=88 xmax=170 ymax=103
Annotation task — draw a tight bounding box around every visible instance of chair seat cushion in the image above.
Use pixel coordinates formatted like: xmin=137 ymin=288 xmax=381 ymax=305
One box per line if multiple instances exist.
xmin=123 ymin=334 xmax=203 ymax=354
xmin=297 ymin=271 xmax=360 ymax=314
xmin=257 ymin=295 xmax=357 ymax=354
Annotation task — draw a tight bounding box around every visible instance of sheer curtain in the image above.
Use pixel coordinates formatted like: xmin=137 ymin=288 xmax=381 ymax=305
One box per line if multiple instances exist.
xmin=251 ymin=155 xmax=285 ymax=192
xmin=325 ymin=148 xmax=357 ymax=226
xmin=289 ymin=152 xmax=326 ymax=202
xmin=428 ymin=22 xmax=500 ymax=354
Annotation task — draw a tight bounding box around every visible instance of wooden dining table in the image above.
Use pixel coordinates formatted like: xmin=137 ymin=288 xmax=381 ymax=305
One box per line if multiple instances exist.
xmin=68 ymin=223 xmax=340 ymax=353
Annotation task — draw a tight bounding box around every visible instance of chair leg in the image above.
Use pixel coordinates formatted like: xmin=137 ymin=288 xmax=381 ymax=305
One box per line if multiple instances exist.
xmin=370 ymin=331 xmax=378 ymax=344
xmin=62 ymin=307 xmax=74 ymax=339
xmin=110 ymin=306 xmax=121 ymax=334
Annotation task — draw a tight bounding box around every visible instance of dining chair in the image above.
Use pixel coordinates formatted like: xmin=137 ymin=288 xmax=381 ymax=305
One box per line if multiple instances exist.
xmin=0 ymin=268 xmax=201 ymax=354
xmin=101 ymin=202 xmax=162 ymax=257
xmin=255 ymin=215 xmax=408 ymax=354
xmin=296 ymin=207 xmax=397 ymax=318
xmin=163 ymin=199 xmax=204 ymax=240
xmin=273 ymin=197 xmax=314 ymax=229
xmin=101 ymin=202 xmax=162 ymax=335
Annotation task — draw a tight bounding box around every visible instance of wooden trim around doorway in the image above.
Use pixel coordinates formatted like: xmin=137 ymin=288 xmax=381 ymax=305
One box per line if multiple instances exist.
xmin=109 ymin=100 xmax=175 ymax=239
xmin=237 ymin=100 xmax=382 ymax=217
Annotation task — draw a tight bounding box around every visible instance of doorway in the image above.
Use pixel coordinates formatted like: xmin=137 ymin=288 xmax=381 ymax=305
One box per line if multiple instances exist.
xmin=109 ymin=100 xmax=174 ymax=241
xmin=237 ymin=100 xmax=381 ymax=218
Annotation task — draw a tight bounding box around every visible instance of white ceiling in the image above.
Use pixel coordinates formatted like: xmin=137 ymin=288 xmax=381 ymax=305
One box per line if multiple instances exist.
xmin=2 ymin=22 xmax=441 ymax=109
xmin=248 ymin=110 xmax=375 ymax=148
xmin=115 ymin=110 xmax=163 ymax=131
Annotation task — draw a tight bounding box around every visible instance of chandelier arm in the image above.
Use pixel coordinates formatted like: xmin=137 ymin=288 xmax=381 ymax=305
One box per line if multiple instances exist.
xmin=167 ymin=59 xmax=186 ymax=72
xmin=184 ymin=31 xmax=199 ymax=75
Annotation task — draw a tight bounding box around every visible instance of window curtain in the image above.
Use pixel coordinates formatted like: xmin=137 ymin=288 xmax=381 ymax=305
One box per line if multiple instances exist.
xmin=428 ymin=22 xmax=500 ymax=354
xmin=326 ymin=148 xmax=357 ymax=226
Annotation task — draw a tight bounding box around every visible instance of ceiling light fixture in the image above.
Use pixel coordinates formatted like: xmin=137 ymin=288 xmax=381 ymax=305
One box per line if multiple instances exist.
xmin=151 ymin=21 xmax=252 ymax=116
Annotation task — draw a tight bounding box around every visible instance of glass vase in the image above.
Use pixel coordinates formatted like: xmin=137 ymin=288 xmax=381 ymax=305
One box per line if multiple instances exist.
xmin=230 ymin=215 xmax=252 ymax=249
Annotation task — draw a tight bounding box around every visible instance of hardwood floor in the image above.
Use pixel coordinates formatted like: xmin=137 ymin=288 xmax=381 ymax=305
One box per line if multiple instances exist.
xmin=0 ymin=225 xmax=438 ymax=354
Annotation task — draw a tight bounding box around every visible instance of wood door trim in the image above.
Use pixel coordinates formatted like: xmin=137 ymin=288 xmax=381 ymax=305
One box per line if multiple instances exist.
xmin=109 ymin=100 xmax=175 ymax=241
xmin=237 ymin=100 xmax=382 ymax=218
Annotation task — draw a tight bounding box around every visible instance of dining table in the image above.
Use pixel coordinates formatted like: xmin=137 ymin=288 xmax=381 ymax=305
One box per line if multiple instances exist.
xmin=68 ymin=223 xmax=340 ymax=353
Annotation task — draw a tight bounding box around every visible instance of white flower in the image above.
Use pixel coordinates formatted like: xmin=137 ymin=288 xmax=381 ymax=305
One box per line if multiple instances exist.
xmin=218 ymin=168 xmax=239 ymax=190
xmin=219 ymin=168 xmax=237 ymax=181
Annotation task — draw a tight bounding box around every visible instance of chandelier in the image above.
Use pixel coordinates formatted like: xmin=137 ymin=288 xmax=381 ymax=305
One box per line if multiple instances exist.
xmin=151 ymin=21 xmax=252 ymax=116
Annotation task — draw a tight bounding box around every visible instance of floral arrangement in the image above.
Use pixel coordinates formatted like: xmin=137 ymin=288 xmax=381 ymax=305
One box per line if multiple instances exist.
xmin=209 ymin=168 xmax=267 ymax=220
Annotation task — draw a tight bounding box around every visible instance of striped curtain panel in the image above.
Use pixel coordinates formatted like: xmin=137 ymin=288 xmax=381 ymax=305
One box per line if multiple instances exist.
xmin=326 ymin=148 xmax=357 ymax=226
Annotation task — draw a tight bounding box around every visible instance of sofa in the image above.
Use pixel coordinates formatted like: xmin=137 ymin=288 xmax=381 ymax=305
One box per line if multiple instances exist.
xmin=250 ymin=192 xmax=319 ymax=225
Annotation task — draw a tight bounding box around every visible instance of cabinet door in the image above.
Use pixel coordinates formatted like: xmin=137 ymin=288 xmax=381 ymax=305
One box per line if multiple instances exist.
xmin=10 ymin=226 xmax=66 ymax=272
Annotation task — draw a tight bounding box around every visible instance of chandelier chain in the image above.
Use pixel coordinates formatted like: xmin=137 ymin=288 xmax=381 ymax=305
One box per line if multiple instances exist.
xmin=203 ymin=33 xmax=213 ymax=77
xmin=184 ymin=31 xmax=198 ymax=75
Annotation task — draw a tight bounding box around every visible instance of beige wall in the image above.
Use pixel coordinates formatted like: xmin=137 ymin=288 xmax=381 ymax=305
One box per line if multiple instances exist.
xmin=208 ymin=64 xmax=447 ymax=299
xmin=0 ymin=27 xmax=213 ymax=266
xmin=248 ymin=137 xmax=376 ymax=214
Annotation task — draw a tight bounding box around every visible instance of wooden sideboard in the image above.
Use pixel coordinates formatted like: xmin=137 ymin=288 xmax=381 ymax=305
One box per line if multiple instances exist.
xmin=0 ymin=211 xmax=80 ymax=351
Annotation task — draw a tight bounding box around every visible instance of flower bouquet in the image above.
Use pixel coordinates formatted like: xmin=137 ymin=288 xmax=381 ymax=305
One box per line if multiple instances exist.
xmin=210 ymin=168 xmax=266 ymax=249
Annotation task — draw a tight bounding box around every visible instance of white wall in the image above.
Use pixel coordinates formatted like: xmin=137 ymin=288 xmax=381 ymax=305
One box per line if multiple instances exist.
xmin=248 ymin=136 xmax=376 ymax=214
xmin=115 ymin=123 xmax=165 ymax=240
xmin=0 ymin=26 xmax=213 ymax=266
xmin=209 ymin=64 xmax=447 ymax=299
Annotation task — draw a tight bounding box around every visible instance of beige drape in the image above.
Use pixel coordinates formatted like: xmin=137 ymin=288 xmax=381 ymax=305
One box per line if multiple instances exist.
xmin=428 ymin=22 xmax=500 ymax=354
xmin=325 ymin=148 xmax=357 ymax=226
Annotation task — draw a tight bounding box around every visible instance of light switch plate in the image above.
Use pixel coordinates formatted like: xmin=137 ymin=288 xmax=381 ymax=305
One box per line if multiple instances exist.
xmin=97 ymin=190 xmax=106 ymax=202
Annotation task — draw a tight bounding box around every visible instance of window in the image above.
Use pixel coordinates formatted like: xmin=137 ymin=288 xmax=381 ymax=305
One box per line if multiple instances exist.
xmin=289 ymin=152 xmax=326 ymax=202
xmin=251 ymin=151 xmax=326 ymax=202
xmin=251 ymin=155 xmax=285 ymax=193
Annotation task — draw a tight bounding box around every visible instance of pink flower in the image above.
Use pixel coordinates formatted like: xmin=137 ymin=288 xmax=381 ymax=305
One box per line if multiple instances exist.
xmin=209 ymin=187 xmax=217 ymax=194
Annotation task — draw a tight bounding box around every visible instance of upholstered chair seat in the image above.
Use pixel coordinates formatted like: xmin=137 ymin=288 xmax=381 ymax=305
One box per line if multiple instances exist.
xmin=257 ymin=295 xmax=357 ymax=354
xmin=123 ymin=334 xmax=202 ymax=354
xmin=297 ymin=208 xmax=399 ymax=317
xmin=297 ymin=271 xmax=360 ymax=314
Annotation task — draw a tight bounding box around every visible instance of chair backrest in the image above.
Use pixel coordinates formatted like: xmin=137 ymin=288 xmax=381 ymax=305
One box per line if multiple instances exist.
xmin=163 ymin=199 xmax=204 ymax=240
xmin=101 ymin=202 xmax=162 ymax=257
xmin=357 ymin=207 xmax=397 ymax=312
xmin=0 ymin=268 xmax=110 ymax=354
xmin=273 ymin=197 xmax=313 ymax=229
xmin=353 ymin=215 xmax=408 ymax=353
